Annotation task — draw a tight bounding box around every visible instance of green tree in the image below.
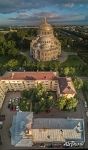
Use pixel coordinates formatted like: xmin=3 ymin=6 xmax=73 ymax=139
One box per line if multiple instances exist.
xmin=73 ymin=77 xmax=83 ymax=90
xmin=0 ymin=39 xmax=6 ymax=55
xmin=65 ymin=97 xmax=78 ymax=110
xmin=56 ymin=96 xmax=67 ymax=110
xmin=6 ymin=40 xmax=18 ymax=56
xmin=4 ymin=59 xmax=19 ymax=69
xmin=63 ymin=67 xmax=70 ymax=76
xmin=21 ymin=84 xmax=54 ymax=113
xmin=69 ymin=67 xmax=75 ymax=76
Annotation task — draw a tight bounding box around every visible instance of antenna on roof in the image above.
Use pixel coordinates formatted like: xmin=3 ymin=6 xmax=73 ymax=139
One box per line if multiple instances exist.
xmin=11 ymin=73 xmax=14 ymax=79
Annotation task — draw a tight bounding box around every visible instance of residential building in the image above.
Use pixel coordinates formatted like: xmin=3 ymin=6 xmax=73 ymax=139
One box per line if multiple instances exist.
xmin=0 ymin=71 xmax=76 ymax=109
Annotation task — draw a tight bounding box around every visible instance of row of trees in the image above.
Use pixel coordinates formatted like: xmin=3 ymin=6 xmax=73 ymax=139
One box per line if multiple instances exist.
xmin=0 ymin=56 xmax=88 ymax=76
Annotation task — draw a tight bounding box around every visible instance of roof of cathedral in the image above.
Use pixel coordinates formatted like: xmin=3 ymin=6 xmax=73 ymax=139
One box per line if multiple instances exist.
xmin=39 ymin=17 xmax=53 ymax=31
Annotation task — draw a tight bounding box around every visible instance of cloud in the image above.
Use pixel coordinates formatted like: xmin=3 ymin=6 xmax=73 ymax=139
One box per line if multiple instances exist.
xmin=33 ymin=12 xmax=59 ymax=18
xmin=0 ymin=0 xmax=88 ymax=14
xmin=0 ymin=0 xmax=88 ymax=25
xmin=9 ymin=11 xmax=86 ymax=26
xmin=64 ymin=3 xmax=75 ymax=8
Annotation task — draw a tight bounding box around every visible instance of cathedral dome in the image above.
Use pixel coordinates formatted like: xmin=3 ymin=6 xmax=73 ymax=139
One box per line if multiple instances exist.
xmin=30 ymin=18 xmax=61 ymax=61
xmin=39 ymin=17 xmax=53 ymax=31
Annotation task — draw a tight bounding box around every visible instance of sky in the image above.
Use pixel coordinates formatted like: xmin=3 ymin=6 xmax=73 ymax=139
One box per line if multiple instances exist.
xmin=0 ymin=0 xmax=88 ymax=26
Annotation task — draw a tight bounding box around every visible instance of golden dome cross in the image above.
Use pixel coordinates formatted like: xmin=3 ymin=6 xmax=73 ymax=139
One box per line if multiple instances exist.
xmin=44 ymin=17 xmax=47 ymax=23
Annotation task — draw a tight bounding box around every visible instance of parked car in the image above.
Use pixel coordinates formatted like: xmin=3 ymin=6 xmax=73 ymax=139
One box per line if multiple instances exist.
xmin=9 ymin=99 xmax=12 ymax=102
xmin=85 ymin=101 xmax=87 ymax=108
xmin=0 ymin=122 xmax=3 ymax=129
xmin=86 ymin=111 xmax=88 ymax=117
xmin=16 ymin=106 xmax=20 ymax=111
xmin=0 ymin=115 xmax=5 ymax=121
xmin=0 ymin=135 xmax=2 ymax=145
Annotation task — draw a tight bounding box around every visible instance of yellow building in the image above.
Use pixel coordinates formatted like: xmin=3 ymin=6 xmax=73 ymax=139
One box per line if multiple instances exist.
xmin=0 ymin=72 xmax=76 ymax=109
xmin=30 ymin=18 xmax=61 ymax=61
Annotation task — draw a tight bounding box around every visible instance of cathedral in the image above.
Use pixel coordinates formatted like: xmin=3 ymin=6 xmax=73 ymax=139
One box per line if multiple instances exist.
xmin=30 ymin=18 xmax=61 ymax=61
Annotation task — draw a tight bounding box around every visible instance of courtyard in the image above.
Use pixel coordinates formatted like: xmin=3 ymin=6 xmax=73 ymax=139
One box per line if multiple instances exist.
xmin=0 ymin=90 xmax=88 ymax=149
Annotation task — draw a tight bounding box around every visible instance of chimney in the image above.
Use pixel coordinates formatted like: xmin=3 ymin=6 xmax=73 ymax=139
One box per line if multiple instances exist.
xmin=11 ymin=73 xmax=14 ymax=79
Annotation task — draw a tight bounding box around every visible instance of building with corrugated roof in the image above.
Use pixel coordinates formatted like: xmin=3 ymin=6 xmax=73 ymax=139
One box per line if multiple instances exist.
xmin=10 ymin=112 xmax=85 ymax=147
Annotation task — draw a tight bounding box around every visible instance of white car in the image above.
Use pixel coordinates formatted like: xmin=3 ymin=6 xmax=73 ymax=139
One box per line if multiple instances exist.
xmin=85 ymin=101 xmax=87 ymax=108
xmin=16 ymin=106 xmax=19 ymax=109
xmin=15 ymin=98 xmax=18 ymax=101
xmin=12 ymin=99 xmax=15 ymax=103
xmin=16 ymin=108 xmax=19 ymax=111
xmin=8 ymin=101 xmax=11 ymax=104
xmin=9 ymin=99 xmax=12 ymax=102
xmin=86 ymin=111 xmax=88 ymax=117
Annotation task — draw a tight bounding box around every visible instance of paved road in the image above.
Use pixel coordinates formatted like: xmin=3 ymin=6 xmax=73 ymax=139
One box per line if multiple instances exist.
xmin=77 ymin=90 xmax=88 ymax=149
xmin=79 ymin=77 xmax=88 ymax=80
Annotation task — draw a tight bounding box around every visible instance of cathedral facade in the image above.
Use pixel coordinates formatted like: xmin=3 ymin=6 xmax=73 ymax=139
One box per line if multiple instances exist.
xmin=30 ymin=18 xmax=61 ymax=61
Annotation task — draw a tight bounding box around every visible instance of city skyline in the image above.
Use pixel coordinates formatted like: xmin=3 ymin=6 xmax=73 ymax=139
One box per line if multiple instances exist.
xmin=0 ymin=0 xmax=88 ymax=26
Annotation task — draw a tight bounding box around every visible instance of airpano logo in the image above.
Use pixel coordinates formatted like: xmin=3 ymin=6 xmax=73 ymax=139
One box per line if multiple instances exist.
xmin=64 ymin=141 xmax=84 ymax=147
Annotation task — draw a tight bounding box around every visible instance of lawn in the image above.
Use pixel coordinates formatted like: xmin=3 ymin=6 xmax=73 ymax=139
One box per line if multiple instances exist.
xmin=62 ymin=55 xmax=85 ymax=67
xmin=63 ymin=47 xmax=77 ymax=52
xmin=61 ymin=55 xmax=88 ymax=76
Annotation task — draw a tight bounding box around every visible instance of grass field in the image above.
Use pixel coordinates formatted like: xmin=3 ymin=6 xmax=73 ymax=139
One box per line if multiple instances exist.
xmin=61 ymin=55 xmax=88 ymax=76
xmin=62 ymin=55 xmax=85 ymax=67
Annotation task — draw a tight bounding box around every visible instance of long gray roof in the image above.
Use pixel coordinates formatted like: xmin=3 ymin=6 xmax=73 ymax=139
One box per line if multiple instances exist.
xmin=32 ymin=118 xmax=83 ymax=129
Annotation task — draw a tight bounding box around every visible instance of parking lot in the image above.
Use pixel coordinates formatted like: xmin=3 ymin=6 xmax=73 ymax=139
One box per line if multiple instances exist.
xmin=0 ymin=91 xmax=21 ymax=150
